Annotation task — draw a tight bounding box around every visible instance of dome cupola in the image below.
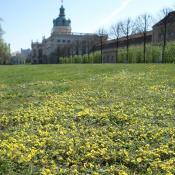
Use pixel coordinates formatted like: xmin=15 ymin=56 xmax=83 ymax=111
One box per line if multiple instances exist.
xmin=52 ymin=4 xmax=72 ymax=35
xmin=53 ymin=5 xmax=71 ymax=27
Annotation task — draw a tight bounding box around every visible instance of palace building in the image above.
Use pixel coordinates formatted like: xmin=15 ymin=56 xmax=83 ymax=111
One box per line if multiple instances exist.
xmin=31 ymin=4 xmax=101 ymax=64
xmin=31 ymin=2 xmax=175 ymax=64
xmin=101 ymin=11 xmax=175 ymax=63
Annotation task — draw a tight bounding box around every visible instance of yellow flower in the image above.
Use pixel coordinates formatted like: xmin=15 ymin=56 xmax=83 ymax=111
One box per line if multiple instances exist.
xmin=118 ymin=170 xmax=128 ymax=175
xmin=41 ymin=168 xmax=53 ymax=175
xmin=92 ymin=172 xmax=100 ymax=175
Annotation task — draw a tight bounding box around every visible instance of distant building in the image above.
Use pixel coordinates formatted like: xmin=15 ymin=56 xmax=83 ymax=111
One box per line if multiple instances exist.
xmin=10 ymin=52 xmax=25 ymax=64
xmin=21 ymin=48 xmax=31 ymax=58
xmin=10 ymin=49 xmax=31 ymax=64
xmin=31 ymin=4 xmax=102 ymax=64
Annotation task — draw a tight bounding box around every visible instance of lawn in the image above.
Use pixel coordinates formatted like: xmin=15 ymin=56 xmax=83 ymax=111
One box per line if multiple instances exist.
xmin=0 ymin=64 xmax=175 ymax=175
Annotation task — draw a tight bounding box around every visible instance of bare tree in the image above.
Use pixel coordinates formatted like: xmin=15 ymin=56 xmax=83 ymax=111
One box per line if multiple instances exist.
xmin=70 ymin=42 xmax=74 ymax=63
xmin=135 ymin=14 xmax=152 ymax=63
xmin=75 ymin=39 xmax=80 ymax=56
xmin=97 ymin=28 xmax=107 ymax=63
xmin=84 ymin=35 xmax=91 ymax=60
xmin=110 ymin=22 xmax=122 ymax=63
xmin=160 ymin=8 xmax=173 ymax=63
xmin=90 ymin=35 xmax=101 ymax=63
xmin=120 ymin=18 xmax=133 ymax=63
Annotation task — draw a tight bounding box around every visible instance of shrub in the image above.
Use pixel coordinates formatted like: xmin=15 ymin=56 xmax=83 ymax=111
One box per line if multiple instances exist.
xmin=59 ymin=42 xmax=175 ymax=64
xmin=165 ymin=42 xmax=175 ymax=63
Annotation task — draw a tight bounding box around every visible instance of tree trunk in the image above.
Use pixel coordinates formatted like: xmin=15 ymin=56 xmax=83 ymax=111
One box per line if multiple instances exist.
xmin=162 ymin=21 xmax=167 ymax=63
xmin=126 ymin=35 xmax=129 ymax=63
xmin=143 ymin=32 xmax=146 ymax=63
xmin=116 ymin=38 xmax=119 ymax=63
xmin=100 ymin=37 xmax=103 ymax=64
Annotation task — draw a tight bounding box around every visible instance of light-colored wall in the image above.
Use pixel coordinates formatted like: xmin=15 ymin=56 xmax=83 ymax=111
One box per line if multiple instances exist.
xmin=103 ymin=48 xmax=116 ymax=63
xmin=52 ymin=26 xmax=71 ymax=35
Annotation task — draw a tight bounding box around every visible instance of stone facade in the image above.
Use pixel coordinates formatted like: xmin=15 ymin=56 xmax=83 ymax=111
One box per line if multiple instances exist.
xmin=103 ymin=48 xmax=116 ymax=63
xmin=102 ymin=11 xmax=175 ymax=63
xmin=102 ymin=32 xmax=152 ymax=63
xmin=152 ymin=11 xmax=175 ymax=43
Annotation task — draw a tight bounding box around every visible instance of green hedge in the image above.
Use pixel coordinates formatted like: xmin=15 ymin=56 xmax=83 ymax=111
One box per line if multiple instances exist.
xmin=59 ymin=42 xmax=175 ymax=64
xmin=118 ymin=45 xmax=162 ymax=63
xmin=165 ymin=42 xmax=175 ymax=63
xmin=60 ymin=52 xmax=101 ymax=64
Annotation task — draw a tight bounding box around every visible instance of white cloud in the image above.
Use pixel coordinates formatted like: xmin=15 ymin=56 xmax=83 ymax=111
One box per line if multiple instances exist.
xmin=90 ymin=0 xmax=134 ymax=32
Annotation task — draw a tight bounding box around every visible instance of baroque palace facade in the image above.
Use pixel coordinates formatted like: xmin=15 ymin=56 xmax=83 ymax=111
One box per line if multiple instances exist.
xmin=31 ymin=5 xmax=100 ymax=64
xmin=31 ymin=3 xmax=175 ymax=64
xmin=102 ymin=11 xmax=175 ymax=63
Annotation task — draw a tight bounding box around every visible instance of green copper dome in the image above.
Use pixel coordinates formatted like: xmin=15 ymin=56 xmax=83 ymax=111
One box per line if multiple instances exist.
xmin=59 ymin=5 xmax=65 ymax=17
xmin=53 ymin=5 xmax=71 ymax=27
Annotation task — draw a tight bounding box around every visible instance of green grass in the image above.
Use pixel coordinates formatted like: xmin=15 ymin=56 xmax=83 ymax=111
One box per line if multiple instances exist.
xmin=0 ymin=64 xmax=175 ymax=175
xmin=0 ymin=64 xmax=157 ymax=113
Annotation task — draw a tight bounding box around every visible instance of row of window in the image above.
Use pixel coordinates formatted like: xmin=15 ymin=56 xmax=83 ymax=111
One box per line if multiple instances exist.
xmin=57 ymin=40 xmax=71 ymax=43
xmin=103 ymin=55 xmax=115 ymax=63
xmin=158 ymin=32 xmax=175 ymax=39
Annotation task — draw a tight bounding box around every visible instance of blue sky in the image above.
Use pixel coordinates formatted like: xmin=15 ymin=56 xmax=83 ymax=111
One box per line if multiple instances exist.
xmin=0 ymin=0 xmax=174 ymax=52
